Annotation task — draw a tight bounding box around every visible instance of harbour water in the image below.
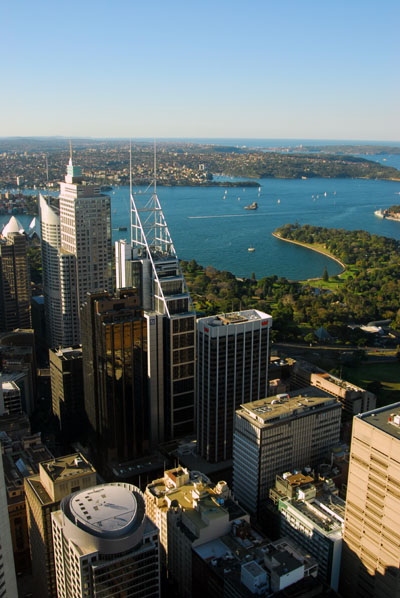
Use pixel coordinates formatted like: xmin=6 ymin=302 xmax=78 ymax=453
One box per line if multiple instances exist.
xmin=2 ymin=150 xmax=400 ymax=281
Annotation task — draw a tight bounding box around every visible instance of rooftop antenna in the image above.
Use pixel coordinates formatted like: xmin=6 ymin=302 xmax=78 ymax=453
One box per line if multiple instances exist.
xmin=69 ymin=139 xmax=73 ymax=162
xmin=45 ymin=154 xmax=49 ymax=186
xmin=129 ymin=139 xmax=133 ymax=246
xmin=153 ymin=138 xmax=157 ymax=195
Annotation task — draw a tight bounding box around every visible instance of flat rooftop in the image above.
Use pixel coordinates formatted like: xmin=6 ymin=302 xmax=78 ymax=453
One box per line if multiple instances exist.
xmin=41 ymin=453 xmax=95 ymax=482
xmin=198 ymin=309 xmax=272 ymax=328
xmin=52 ymin=346 xmax=82 ymax=360
xmin=358 ymin=402 xmax=400 ymax=439
xmin=238 ymin=387 xmax=340 ymax=426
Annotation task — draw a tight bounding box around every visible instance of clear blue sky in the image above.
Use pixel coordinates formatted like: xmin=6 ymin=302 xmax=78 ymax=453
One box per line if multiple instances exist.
xmin=2 ymin=0 xmax=399 ymax=141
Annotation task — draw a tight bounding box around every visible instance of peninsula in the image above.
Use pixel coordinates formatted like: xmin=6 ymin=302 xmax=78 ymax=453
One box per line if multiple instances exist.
xmin=374 ymin=205 xmax=400 ymax=221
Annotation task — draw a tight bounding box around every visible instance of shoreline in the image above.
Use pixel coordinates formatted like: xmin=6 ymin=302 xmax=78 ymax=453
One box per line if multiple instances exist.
xmin=272 ymin=232 xmax=346 ymax=278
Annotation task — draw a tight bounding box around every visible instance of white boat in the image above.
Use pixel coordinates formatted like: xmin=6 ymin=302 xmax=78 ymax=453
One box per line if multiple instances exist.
xmin=248 ymin=247 xmax=255 ymax=252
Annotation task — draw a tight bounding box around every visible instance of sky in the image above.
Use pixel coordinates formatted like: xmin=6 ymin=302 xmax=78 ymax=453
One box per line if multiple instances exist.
xmin=1 ymin=0 xmax=399 ymax=141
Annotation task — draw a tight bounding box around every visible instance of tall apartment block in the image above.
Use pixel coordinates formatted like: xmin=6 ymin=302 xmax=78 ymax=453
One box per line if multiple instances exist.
xmin=232 ymin=388 xmax=342 ymax=515
xmin=0 ymin=441 xmax=18 ymax=598
xmin=52 ymin=483 xmax=160 ymax=598
xmin=0 ymin=216 xmax=31 ymax=331
xmin=49 ymin=346 xmax=84 ymax=436
xmin=197 ymin=310 xmax=272 ymax=462
xmin=40 ymin=155 xmax=112 ymax=346
xmin=24 ymin=454 xmax=97 ymax=598
xmin=82 ymin=289 xmax=163 ymax=472
xmin=341 ymin=403 xmax=400 ymax=597
xmin=115 ymin=175 xmax=196 ymax=440
xmin=145 ymin=467 xmax=249 ymax=597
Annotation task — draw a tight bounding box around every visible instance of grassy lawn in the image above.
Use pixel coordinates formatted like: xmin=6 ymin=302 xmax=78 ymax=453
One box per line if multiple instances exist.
xmin=343 ymin=362 xmax=400 ymax=407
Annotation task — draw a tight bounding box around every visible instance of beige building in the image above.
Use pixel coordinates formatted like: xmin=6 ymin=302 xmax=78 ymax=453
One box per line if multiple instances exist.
xmin=145 ymin=467 xmax=249 ymax=597
xmin=341 ymin=403 xmax=400 ymax=597
xmin=232 ymin=388 xmax=342 ymax=515
xmin=24 ymin=453 xmax=96 ymax=598
xmin=290 ymin=359 xmax=376 ymax=419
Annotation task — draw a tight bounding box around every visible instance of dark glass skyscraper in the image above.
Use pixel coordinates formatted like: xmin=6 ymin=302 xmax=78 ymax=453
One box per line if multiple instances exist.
xmin=81 ymin=289 xmax=150 ymax=472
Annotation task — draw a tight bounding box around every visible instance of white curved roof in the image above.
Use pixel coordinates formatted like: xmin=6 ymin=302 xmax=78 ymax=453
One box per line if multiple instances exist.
xmin=39 ymin=194 xmax=59 ymax=226
xmin=70 ymin=485 xmax=137 ymax=537
xmin=2 ymin=216 xmax=24 ymax=237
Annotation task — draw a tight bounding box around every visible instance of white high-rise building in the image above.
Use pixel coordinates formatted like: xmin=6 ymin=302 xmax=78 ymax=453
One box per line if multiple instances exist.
xmin=52 ymin=483 xmax=160 ymax=598
xmin=59 ymin=158 xmax=112 ymax=309
xmin=0 ymin=442 xmax=18 ymax=598
xmin=40 ymin=156 xmax=113 ymax=346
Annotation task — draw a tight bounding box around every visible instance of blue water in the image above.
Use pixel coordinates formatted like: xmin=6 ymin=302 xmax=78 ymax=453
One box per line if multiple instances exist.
xmin=3 ymin=152 xmax=400 ymax=281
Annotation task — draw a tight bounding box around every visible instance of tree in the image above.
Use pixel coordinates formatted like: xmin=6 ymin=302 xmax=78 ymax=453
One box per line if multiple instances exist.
xmin=322 ymin=266 xmax=329 ymax=282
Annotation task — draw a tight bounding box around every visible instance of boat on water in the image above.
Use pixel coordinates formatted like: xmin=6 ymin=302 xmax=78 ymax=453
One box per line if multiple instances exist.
xmin=244 ymin=201 xmax=258 ymax=210
xmin=248 ymin=247 xmax=255 ymax=252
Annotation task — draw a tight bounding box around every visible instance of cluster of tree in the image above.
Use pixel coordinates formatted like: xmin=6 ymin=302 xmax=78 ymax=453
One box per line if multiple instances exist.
xmin=181 ymin=224 xmax=400 ymax=343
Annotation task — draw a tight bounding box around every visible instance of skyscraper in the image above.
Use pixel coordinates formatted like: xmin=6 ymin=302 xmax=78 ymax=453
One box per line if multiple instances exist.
xmin=232 ymin=388 xmax=341 ymax=515
xmin=341 ymin=403 xmax=400 ymax=597
xmin=0 ymin=216 xmax=31 ymax=331
xmin=82 ymin=289 xmax=158 ymax=472
xmin=59 ymin=156 xmax=113 ymax=310
xmin=40 ymin=153 xmax=112 ymax=346
xmin=197 ymin=310 xmax=272 ymax=462
xmin=0 ymin=440 xmax=18 ymax=598
xmin=52 ymin=483 xmax=160 ymax=598
xmin=116 ymin=151 xmax=196 ymax=440
xmin=49 ymin=346 xmax=84 ymax=436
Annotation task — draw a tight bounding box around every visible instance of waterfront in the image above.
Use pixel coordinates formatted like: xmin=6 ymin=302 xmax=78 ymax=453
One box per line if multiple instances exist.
xmin=2 ymin=154 xmax=400 ymax=281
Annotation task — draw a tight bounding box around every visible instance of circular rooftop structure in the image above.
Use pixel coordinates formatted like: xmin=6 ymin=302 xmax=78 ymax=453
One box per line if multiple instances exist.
xmin=69 ymin=485 xmax=137 ymax=538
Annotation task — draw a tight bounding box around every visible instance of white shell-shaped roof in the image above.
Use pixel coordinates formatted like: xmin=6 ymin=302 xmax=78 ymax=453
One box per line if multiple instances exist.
xmin=2 ymin=216 xmax=24 ymax=237
xmin=39 ymin=193 xmax=59 ymax=226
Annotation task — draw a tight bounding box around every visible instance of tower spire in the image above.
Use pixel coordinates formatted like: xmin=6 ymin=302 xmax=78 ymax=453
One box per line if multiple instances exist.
xmin=69 ymin=140 xmax=73 ymax=162
xmin=153 ymin=138 xmax=157 ymax=195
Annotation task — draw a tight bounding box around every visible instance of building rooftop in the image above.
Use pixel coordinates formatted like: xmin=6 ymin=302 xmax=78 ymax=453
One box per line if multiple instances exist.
xmin=238 ymin=387 xmax=340 ymax=426
xmin=281 ymin=491 xmax=345 ymax=538
xmin=69 ymin=485 xmax=137 ymax=537
xmin=198 ymin=309 xmax=272 ymax=328
xmin=52 ymin=346 xmax=82 ymax=360
xmin=358 ymin=402 xmax=400 ymax=438
xmin=41 ymin=453 xmax=95 ymax=482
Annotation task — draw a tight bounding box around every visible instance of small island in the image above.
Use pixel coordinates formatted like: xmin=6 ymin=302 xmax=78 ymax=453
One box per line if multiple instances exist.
xmin=374 ymin=205 xmax=400 ymax=221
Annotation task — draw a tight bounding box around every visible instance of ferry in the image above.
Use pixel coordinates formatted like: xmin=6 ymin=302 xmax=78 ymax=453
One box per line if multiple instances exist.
xmin=244 ymin=201 xmax=258 ymax=210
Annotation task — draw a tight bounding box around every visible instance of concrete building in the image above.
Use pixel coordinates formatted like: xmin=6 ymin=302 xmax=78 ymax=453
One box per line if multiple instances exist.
xmin=289 ymin=359 xmax=376 ymax=419
xmin=40 ymin=155 xmax=113 ymax=347
xmin=1 ymin=429 xmax=52 ymax=573
xmin=341 ymin=403 xmax=400 ymax=597
xmin=269 ymin=471 xmax=345 ymax=591
xmin=197 ymin=310 xmax=272 ymax=463
xmin=232 ymin=388 xmax=342 ymax=515
xmin=145 ymin=467 xmax=249 ymax=597
xmin=0 ymin=217 xmax=31 ymax=331
xmin=59 ymin=157 xmax=113 ymax=311
xmin=52 ymin=483 xmax=160 ymax=598
xmin=49 ymin=346 xmax=84 ymax=436
xmin=0 ymin=441 xmax=18 ymax=598
xmin=192 ymin=528 xmax=319 ymax=598
xmin=24 ymin=453 xmax=97 ymax=598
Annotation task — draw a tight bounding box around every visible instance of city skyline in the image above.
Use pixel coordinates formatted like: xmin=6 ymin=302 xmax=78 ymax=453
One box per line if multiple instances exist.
xmin=2 ymin=0 xmax=399 ymax=141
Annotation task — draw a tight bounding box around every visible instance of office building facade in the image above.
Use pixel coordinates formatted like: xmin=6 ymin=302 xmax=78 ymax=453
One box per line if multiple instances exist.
xmin=49 ymin=346 xmax=84 ymax=435
xmin=117 ymin=174 xmax=196 ymax=440
xmin=0 ymin=217 xmax=31 ymax=332
xmin=52 ymin=483 xmax=160 ymax=598
xmin=341 ymin=403 xmax=400 ymax=597
xmin=40 ymin=156 xmax=112 ymax=346
xmin=24 ymin=453 xmax=97 ymax=598
xmin=197 ymin=310 xmax=272 ymax=462
xmin=0 ymin=441 xmax=18 ymax=598
xmin=82 ymin=289 xmax=154 ymax=472
xmin=232 ymin=388 xmax=342 ymax=515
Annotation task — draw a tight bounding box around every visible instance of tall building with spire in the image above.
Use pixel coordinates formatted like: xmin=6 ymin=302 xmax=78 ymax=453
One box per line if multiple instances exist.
xmin=40 ymin=152 xmax=112 ymax=346
xmin=115 ymin=146 xmax=196 ymax=441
